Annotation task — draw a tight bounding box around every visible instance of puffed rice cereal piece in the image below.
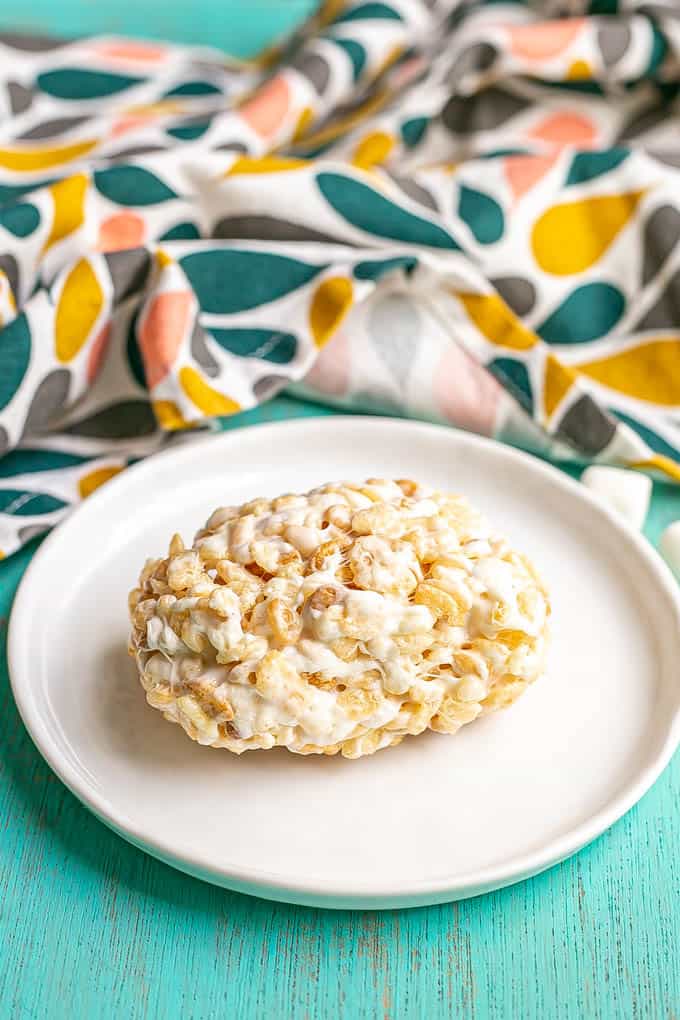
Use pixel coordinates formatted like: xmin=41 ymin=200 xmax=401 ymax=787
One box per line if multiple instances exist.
xmin=128 ymin=479 xmax=550 ymax=758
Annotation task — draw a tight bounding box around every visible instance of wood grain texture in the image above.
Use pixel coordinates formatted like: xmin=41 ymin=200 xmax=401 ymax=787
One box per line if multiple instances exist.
xmin=1 ymin=396 xmax=680 ymax=1020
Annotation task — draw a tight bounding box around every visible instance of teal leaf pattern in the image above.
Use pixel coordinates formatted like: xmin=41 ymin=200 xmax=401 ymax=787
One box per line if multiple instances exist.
xmin=537 ymin=283 xmax=625 ymax=344
xmin=166 ymin=119 xmax=211 ymax=141
xmin=94 ymin=166 xmax=178 ymax=206
xmin=0 ymin=202 xmax=40 ymax=238
xmin=611 ymin=409 xmax=680 ymax=461
xmin=488 ymin=357 xmax=533 ymax=415
xmin=126 ymin=311 xmax=147 ymax=389
xmin=333 ymin=2 xmax=403 ymax=23
xmin=0 ymin=312 xmax=31 ymax=412
xmin=333 ymin=39 xmax=366 ymax=81
xmin=164 ymin=81 xmax=222 ymax=97
xmin=180 ymin=250 xmax=325 ymax=313
xmin=160 ymin=222 xmax=201 ymax=241
xmin=354 ymin=256 xmax=417 ymax=280
xmin=37 ymin=68 xmax=145 ymax=99
xmin=0 ymin=449 xmax=88 ymax=477
xmin=209 ymin=327 xmax=298 ymax=364
xmin=400 ymin=117 xmax=428 ymax=149
xmin=458 ymin=185 xmax=504 ymax=244
xmin=566 ymin=149 xmax=629 ymax=186
xmin=3 ymin=2 xmax=680 ymax=565
xmin=0 ymin=488 xmax=68 ymax=515
xmin=317 ymin=172 xmax=460 ymax=249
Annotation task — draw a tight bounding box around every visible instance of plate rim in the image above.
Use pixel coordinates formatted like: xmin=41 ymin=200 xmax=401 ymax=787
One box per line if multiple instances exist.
xmin=9 ymin=416 xmax=680 ymax=906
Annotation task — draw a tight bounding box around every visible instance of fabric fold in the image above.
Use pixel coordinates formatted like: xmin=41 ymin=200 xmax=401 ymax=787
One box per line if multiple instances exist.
xmin=3 ymin=0 xmax=680 ymax=557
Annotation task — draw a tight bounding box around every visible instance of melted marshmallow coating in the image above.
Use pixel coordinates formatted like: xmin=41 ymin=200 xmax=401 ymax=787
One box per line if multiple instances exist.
xmin=128 ymin=479 xmax=550 ymax=758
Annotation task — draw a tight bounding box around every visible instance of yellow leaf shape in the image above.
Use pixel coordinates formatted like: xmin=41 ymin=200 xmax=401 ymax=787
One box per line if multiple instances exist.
xmin=0 ymin=138 xmax=97 ymax=172
xmin=455 ymin=293 xmax=537 ymax=350
xmin=310 ymin=277 xmax=353 ymax=348
xmin=125 ymin=100 xmax=186 ymax=116
xmin=318 ymin=0 xmax=346 ymax=24
xmin=352 ymin=131 xmax=395 ymax=169
xmin=567 ymin=60 xmax=591 ymax=80
xmin=55 ymin=258 xmax=104 ymax=363
xmin=0 ymin=268 xmax=16 ymax=311
xmin=78 ymin=465 xmax=124 ymax=499
xmin=155 ymin=248 xmax=173 ymax=268
xmin=42 ymin=173 xmax=88 ymax=254
xmin=372 ymin=43 xmax=404 ymax=80
xmin=293 ymin=107 xmax=314 ymax=143
xmin=224 ymin=156 xmax=308 ymax=177
xmin=575 ymin=339 xmax=680 ymax=405
xmin=152 ymin=399 xmax=194 ymax=430
xmin=544 ymin=354 xmax=576 ymax=418
xmin=0 ymin=549 xmax=4 ymax=559
xmin=291 ymin=89 xmax=388 ymax=151
xmin=629 ymin=455 xmax=680 ymax=482
xmin=179 ymin=366 xmax=242 ymax=416
xmin=531 ymin=191 xmax=644 ymax=275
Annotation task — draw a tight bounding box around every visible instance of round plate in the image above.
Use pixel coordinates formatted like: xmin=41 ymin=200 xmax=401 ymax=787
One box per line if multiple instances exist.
xmin=9 ymin=418 xmax=680 ymax=909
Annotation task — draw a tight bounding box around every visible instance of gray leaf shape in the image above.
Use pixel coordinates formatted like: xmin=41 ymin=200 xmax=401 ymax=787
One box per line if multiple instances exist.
xmin=640 ymin=4 xmax=680 ymax=19
xmin=634 ymin=269 xmax=680 ymax=329
xmin=254 ymin=375 xmax=288 ymax=401
xmin=191 ymin=323 xmax=219 ymax=378
xmin=0 ymin=254 xmax=20 ymax=303
xmin=557 ymin=396 xmax=617 ymax=456
xmin=7 ymin=82 xmax=33 ymax=115
xmin=212 ymin=214 xmax=346 ymax=244
xmin=389 ymin=174 xmax=438 ymax=211
xmin=368 ymin=293 xmax=421 ymax=390
xmin=63 ymin=400 xmax=157 ymax=438
xmin=22 ymin=370 xmax=71 ymax=436
xmin=649 ymin=149 xmax=680 ymax=169
xmin=0 ymin=32 xmax=71 ymax=51
xmin=642 ymin=205 xmax=680 ymax=285
xmin=104 ymin=248 xmax=151 ymax=303
xmin=446 ymin=42 xmax=497 ymax=86
xmin=19 ymin=524 xmax=49 ymax=543
xmin=0 ymin=426 xmax=8 ymax=456
xmin=292 ymin=50 xmax=330 ymax=94
xmin=107 ymin=144 xmax=169 ymax=162
xmin=598 ymin=22 xmax=631 ymax=67
xmin=491 ymin=276 xmax=536 ymax=317
xmin=442 ymin=87 xmax=528 ymax=135
xmin=214 ymin=141 xmax=249 ymax=153
xmin=619 ymin=103 xmax=669 ymax=142
xmin=17 ymin=115 xmax=91 ymax=140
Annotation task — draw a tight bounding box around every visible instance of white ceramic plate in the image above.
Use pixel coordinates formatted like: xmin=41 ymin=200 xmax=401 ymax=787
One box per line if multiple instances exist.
xmin=9 ymin=417 xmax=680 ymax=909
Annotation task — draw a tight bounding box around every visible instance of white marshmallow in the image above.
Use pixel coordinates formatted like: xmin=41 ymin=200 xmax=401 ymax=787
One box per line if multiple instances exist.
xmin=659 ymin=521 xmax=680 ymax=577
xmin=581 ymin=466 xmax=651 ymax=530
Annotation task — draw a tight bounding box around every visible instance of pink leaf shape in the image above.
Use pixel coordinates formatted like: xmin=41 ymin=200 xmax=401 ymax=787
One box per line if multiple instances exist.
xmin=110 ymin=115 xmax=152 ymax=138
xmin=504 ymin=153 xmax=557 ymax=200
xmin=240 ymin=75 xmax=292 ymax=139
xmin=97 ymin=212 xmax=146 ymax=252
xmin=89 ymin=40 xmax=168 ymax=62
xmin=529 ymin=111 xmax=597 ymax=148
xmin=87 ymin=323 xmax=111 ymax=383
xmin=139 ymin=291 xmax=194 ymax=389
xmin=433 ymin=345 xmax=502 ymax=437
xmin=508 ymin=19 xmax=585 ymax=60
xmin=303 ymin=329 xmax=351 ymax=397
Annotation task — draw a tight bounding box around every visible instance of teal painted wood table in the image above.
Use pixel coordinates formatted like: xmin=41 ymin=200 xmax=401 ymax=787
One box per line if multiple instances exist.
xmin=1 ymin=6 xmax=680 ymax=1019
xmin=2 ymin=395 xmax=680 ymax=1020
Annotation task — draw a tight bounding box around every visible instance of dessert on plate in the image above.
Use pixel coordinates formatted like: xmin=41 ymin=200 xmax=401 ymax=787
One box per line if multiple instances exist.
xmin=128 ymin=479 xmax=550 ymax=758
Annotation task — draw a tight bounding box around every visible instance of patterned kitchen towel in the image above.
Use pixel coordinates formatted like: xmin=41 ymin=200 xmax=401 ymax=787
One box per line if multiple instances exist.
xmin=2 ymin=0 xmax=680 ymax=557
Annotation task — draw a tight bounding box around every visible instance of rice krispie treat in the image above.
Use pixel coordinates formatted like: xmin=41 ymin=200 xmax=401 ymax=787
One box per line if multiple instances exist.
xmin=128 ymin=479 xmax=550 ymax=758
